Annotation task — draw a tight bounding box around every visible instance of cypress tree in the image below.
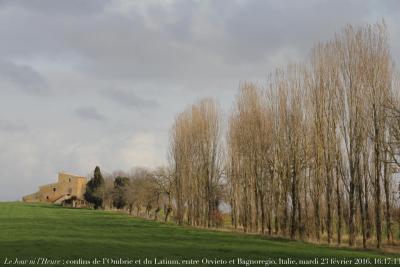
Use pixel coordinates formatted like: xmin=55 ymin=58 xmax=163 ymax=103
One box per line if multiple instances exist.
xmin=113 ymin=176 xmax=130 ymax=209
xmin=84 ymin=166 xmax=105 ymax=209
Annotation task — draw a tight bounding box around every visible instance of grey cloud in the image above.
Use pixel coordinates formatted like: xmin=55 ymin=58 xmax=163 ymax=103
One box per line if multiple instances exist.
xmin=75 ymin=107 xmax=106 ymax=121
xmin=54 ymin=1 xmax=398 ymax=82
xmin=1 ymin=0 xmax=400 ymax=202
xmin=219 ymin=0 xmax=368 ymax=61
xmin=100 ymin=88 xmax=159 ymax=109
xmin=0 ymin=119 xmax=27 ymax=133
xmin=0 ymin=60 xmax=50 ymax=95
xmin=0 ymin=0 xmax=398 ymax=86
xmin=0 ymin=0 xmax=109 ymax=16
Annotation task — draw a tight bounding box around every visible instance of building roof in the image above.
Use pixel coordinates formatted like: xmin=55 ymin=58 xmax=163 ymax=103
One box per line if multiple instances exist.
xmin=59 ymin=171 xmax=86 ymax=179
xmin=39 ymin=182 xmax=58 ymax=189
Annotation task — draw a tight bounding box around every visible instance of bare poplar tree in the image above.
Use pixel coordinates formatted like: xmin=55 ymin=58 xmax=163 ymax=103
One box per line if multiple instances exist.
xmin=169 ymin=99 xmax=223 ymax=227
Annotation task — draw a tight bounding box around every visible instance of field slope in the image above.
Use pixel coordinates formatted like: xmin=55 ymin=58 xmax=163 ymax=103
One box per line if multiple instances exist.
xmin=0 ymin=202 xmax=398 ymax=267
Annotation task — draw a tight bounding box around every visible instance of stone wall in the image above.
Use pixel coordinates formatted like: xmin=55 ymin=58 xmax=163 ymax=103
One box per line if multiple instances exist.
xmin=22 ymin=172 xmax=87 ymax=203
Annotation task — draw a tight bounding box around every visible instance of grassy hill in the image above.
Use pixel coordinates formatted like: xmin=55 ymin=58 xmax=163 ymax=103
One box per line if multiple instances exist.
xmin=0 ymin=202 xmax=398 ymax=267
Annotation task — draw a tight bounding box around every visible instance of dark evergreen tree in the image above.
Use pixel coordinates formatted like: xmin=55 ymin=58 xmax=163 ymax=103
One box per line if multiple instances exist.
xmin=84 ymin=166 xmax=105 ymax=209
xmin=113 ymin=176 xmax=130 ymax=209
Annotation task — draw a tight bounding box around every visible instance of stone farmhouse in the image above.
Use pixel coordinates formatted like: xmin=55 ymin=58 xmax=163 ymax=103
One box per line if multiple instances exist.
xmin=23 ymin=172 xmax=87 ymax=205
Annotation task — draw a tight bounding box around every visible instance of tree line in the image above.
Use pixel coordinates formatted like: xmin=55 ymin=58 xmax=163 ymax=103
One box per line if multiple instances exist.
xmin=84 ymin=22 xmax=400 ymax=249
xmin=84 ymin=166 xmax=175 ymax=222
xmin=226 ymin=22 xmax=400 ymax=249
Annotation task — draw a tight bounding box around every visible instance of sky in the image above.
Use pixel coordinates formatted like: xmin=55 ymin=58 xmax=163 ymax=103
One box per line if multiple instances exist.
xmin=1 ymin=0 xmax=400 ymax=201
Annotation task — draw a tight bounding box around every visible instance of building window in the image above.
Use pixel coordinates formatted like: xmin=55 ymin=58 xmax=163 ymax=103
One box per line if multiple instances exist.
xmin=46 ymin=196 xmax=49 ymax=199
xmin=69 ymin=178 xmax=71 ymax=182
xmin=53 ymin=188 xmax=56 ymax=192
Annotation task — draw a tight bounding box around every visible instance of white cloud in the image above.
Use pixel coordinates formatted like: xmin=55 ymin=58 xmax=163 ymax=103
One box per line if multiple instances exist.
xmin=117 ymin=132 xmax=166 ymax=169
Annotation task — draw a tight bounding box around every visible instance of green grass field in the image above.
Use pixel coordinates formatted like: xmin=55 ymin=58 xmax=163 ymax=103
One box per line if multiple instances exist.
xmin=0 ymin=202 xmax=399 ymax=267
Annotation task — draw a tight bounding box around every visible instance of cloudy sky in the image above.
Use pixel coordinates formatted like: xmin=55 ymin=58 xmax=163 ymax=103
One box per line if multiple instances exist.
xmin=0 ymin=0 xmax=399 ymax=201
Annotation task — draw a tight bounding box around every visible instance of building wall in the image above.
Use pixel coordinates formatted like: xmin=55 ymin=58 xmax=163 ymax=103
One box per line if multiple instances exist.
xmin=22 ymin=192 xmax=40 ymax=203
xmin=38 ymin=182 xmax=59 ymax=202
xmin=22 ymin=172 xmax=87 ymax=203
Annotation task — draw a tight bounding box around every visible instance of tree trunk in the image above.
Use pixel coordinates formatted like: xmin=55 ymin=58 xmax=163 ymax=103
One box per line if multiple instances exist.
xmin=335 ymin=168 xmax=342 ymax=245
xmin=383 ymin=159 xmax=393 ymax=244
xmin=349 ymin=176 xmax=356 ymax=246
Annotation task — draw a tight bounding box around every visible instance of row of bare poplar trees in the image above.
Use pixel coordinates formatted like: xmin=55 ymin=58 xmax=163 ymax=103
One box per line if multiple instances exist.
xmin=170 ymin=99 xmax=225 ymax=227
xmin=169 ymin=22 xmax=400 ymax=248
